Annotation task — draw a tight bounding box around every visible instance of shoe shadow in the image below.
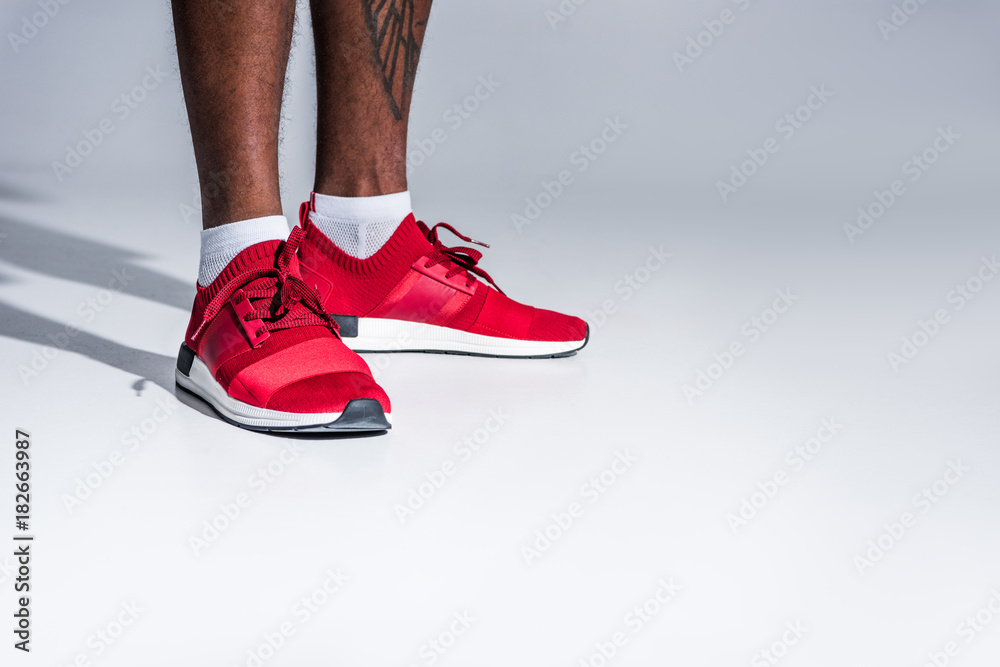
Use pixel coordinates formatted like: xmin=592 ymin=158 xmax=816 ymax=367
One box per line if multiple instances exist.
xmin=0 ymin=299 xmax=176 ymax=395
xmin=0 ymin=217 xmax=195 ymax=311
xmin=0 ymin=215 xmax=187 ymax=399
xmin=0 ymin=218 xmax=383 ymax=439
xmin=0 ymin=298 xmax=385 ymax=438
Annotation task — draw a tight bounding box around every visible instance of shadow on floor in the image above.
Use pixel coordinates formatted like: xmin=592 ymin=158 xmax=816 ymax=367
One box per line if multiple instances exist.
xmin=0 ymin=214 xmax=190 ymax=400
xmin=0 ymin=217 xmax=386 ymax=439
xmin=0 ymin=299 xmax=176 ymax=395
xmin=0 ymin=217 xmax=195 ymax=310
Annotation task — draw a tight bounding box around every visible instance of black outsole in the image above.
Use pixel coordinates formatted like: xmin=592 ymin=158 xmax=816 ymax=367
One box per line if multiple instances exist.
xmin=351 ymin=323 xmax=590 ymax=360
xmin=176 ymin=382 xmax=391 ymax=434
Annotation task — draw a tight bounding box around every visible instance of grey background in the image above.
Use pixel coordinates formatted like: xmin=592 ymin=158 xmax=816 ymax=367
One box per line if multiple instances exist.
xmin=2 ymin=0 xmax=1000 ymax=665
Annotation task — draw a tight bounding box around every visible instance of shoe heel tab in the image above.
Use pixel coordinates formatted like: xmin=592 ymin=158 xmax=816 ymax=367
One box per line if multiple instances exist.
xmin=176 ymin=343 xmax=195 ymax=376
xmin=298 ymin=200 xmax=311 ymax=227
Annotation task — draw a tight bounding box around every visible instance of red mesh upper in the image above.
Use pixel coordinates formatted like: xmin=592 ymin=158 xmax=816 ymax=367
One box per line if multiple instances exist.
xmin=299 ymin=214 xmax=433 ymax=316
xmin=215 ymin=325 xmax=331 ymax=387
xmin=444 ymin=282 xmax=489 ymax=331
xmin=526 ymin=308 xmax=589 ymax=342
xmin=299 ymin=210 xmax=587 ymax=343
xmin=184 ymin=240 xmax=285 ymax=348
xmin=183 ymin=239 xmax=390 ymax=414
xmin=267 ymin=372 xmax=389 ymax=413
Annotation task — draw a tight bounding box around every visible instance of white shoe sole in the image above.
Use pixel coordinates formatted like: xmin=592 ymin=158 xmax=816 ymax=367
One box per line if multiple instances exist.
xmin=175 ymin=347 xmax=391 ymax=432
xmin=339 ymin=317 xmax=589 ymax=358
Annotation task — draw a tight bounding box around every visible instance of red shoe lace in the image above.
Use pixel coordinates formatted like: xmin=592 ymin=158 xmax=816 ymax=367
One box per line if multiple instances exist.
xmin=418 ymin=221 xmax=505 ymax=294
xmin=190 ymin=226 xmax=338 ymax=345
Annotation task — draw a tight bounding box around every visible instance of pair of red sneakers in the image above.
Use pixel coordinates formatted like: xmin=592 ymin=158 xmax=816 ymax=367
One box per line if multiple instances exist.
xmin=175 ymin=201 xmax=589 ymax=432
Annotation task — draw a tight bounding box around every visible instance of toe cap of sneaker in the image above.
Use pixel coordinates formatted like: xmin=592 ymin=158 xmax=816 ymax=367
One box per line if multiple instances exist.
xmin=265 ymin=371 xmax=391 ymax=415
xmin=526 ymin=308 xmax=588 ymax=342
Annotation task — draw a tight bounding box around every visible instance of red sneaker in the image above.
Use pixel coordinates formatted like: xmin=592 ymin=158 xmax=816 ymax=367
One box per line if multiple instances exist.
xmin=296 ymin=198 xmax=589 ymax=358
xmin=175 ymin=227 xmax=391 ymax=432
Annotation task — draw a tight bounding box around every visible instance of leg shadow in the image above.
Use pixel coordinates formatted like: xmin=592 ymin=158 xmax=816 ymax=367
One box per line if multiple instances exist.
xmin=0 ymin=300 xmax=176 ymax=395
xmin=0 ymin=217 xmax=195 ymax=311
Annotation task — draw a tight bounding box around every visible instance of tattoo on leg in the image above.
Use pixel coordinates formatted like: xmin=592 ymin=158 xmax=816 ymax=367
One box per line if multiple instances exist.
xmin=361 ymin=0 xmax=422 ymax=121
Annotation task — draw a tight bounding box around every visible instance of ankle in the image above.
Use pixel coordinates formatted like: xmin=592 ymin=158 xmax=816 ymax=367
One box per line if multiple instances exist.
xmin=197 ymin=174 xmax=283 ymax=230
xmin=313 ymin=170 xmax=407 ymax=198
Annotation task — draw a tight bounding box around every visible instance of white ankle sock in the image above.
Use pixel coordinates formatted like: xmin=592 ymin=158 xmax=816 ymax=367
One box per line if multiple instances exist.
xmin=198 ymin=215 xmax=290 ymax=286
xmin=309 ymin=191 xmax=411 ymax=259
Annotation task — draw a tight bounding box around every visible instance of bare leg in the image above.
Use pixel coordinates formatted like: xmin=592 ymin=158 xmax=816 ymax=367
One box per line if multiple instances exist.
xmin=311 ymin=0 xmax=433 ymax=197
xmin=171 ymin=0 xmax=296 ymax=229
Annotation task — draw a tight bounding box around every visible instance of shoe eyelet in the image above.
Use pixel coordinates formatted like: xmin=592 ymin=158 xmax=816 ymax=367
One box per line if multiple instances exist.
xmin=230 ymin=289 xmax=270 ymax=348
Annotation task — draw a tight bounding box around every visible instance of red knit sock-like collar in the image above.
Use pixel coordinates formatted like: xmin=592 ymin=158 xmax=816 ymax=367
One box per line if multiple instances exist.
xmin=198 ymin=240 xmax=283 ymax=300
